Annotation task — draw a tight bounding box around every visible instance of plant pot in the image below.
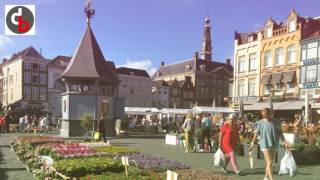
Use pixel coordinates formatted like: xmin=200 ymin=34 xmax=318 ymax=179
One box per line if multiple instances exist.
xmin=242 ymin=143 xmax=260 ymax=159
xmin=291 ymin=149 xmax=305 ymax=165
xmin=236 ymin=143 xmax=244 ymax=156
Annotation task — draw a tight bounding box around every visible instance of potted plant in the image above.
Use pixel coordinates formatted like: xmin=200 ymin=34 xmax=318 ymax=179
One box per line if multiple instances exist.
xmin=291 ymin=143 xmax=305 ymax=165
xmin=304 ymin=145 xmax=320 ymax=165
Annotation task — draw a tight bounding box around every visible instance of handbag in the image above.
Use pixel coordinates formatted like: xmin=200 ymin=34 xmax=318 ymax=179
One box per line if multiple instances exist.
xmin=94 ymin=132 xmax=101 ymax=140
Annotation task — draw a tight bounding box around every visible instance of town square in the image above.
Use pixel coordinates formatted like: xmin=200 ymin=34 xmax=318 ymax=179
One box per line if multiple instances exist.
xmin=1 ymin=0 xmax=320 ymax=180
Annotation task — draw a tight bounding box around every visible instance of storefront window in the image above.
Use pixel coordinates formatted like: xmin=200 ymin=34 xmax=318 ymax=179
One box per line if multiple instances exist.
xmin=306 ymin=65 xmax=317 ymax=82
xmin=307 ymin=42 xmax=318 ymax=59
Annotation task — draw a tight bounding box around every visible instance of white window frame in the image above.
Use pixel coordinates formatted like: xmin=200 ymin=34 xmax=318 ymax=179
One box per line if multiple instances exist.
xmin=249 ymin=53 xmax=256 ymax=71
xmin=264 ymin=50 xmax=272 ymax=68
xmin=288 ymin=20 xmax=296 ymax=32
xmin=266 ymin=27 xmax=273 ymax=38
xmin=287 ymin=45 xmax=296 ymax=64
xmin=275 ymin=48 xmax=285 ymax=65
xmin=238 ymin=56 xmax=246 ymax=73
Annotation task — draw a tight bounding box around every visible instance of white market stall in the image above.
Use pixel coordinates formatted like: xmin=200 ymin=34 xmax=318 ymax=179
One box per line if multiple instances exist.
xmin=192 ymin=106 xmax=237 ymax=114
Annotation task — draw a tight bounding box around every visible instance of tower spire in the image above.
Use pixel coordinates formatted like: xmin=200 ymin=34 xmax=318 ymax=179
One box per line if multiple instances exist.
xmin=85 ymin=0 xmax=95 ymax=26
xmin=200 ymin=16 xmax=212 ymax=61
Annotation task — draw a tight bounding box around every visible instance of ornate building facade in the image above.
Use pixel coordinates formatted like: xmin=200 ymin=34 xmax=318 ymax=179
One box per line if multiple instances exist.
xmin=233 ymin=31 xmax=262 ymax=104
xmin=152 ymin=17 xmax=233 ymax=108
xmin=1 ymin=47 xmax=49 ymax=111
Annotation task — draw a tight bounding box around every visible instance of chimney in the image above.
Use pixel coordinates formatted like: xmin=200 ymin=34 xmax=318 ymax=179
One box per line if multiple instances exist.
xmin=160 ymin=61 xmax=165 ymax=67
xmin=193 ymin=52 xmax=199 ymax=60
xmin=226 ymin=59 xmax=231 ymax=65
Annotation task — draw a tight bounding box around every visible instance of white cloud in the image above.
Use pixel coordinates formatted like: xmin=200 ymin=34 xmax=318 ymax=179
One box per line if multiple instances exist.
xmin=0 ymin=35 xmax=14 ymax=48
xmin=118 ymin=59 xmax=158 ymax=76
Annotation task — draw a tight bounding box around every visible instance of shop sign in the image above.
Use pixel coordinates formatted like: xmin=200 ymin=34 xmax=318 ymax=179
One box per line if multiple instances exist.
xmin=303 ymin=82 xmax=319 ymax=89
xmin=302 ymin=59 xmax=319 ymax=66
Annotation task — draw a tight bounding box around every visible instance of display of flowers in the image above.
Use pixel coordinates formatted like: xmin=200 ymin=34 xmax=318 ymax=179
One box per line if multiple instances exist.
xmin=52 ymin=143 xmax=107 ymax=158
xmin=128 ymin=153 xmax=189 ymax=171
xmin=79 ymin=142 xmax=111 ymax=148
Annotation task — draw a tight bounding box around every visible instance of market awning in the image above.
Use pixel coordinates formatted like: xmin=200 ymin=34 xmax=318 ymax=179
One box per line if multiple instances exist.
xmin=193 ymin=106 xmax=237 ymax=113
xmin=261 ymin=74 xmax=271 ymax=84
xmin=160 ymin=108 xmax=192 ymax=114
xmin=125 ymin=107 xmax=160 ymax=115
xmin=244 ymin=100 xmax=304 ymax=111
xmin=270 ymin=73 xmax=283 ymax=83
xmin=282 ymin=71 xmax=295 ymax=82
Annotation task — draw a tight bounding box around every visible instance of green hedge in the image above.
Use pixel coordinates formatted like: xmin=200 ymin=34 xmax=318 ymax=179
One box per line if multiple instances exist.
xmin=53 ymin=157 xmax=124 ymax=177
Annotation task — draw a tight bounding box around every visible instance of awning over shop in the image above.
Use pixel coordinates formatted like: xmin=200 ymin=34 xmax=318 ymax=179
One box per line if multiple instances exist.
xmin=244 ymin=101 xmax=304 ymax=111
xmin=270 ymin=73 xmax=283 ymax=83
xmin=261 ymin=74 xmax=271 ymax=84
xmin=282 ymin=71 xmax=295 ymax=82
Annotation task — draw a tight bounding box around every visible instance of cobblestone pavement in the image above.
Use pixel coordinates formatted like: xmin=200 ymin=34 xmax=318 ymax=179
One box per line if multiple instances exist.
xmin=0 ymin=134 xmax=33 ymax=180
xmin=110 ymin=134 xmax=320 ymax=180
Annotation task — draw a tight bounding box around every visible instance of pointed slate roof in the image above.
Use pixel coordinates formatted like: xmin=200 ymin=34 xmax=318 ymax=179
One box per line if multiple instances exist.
xmin=11 ymin=46 xmax=43 ymax=60
xmin=60 ymin=25 xmax=116 ymax=81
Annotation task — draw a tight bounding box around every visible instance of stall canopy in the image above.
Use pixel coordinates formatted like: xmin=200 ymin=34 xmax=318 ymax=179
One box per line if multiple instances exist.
xmin=125 ymin=107 xmax=160 ymax=115
xmin=193 ymin=106 xmax=237 ymax=113
xmin=160 ymin=108 xmax=192 ymax=115
xmin=244 ymin=101 xmax=304 ymax=111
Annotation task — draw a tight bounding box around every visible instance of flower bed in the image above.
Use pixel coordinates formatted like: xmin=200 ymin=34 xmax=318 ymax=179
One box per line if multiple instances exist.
xmin=53 ymin=157 xmax=124 ymax=178
xmin=128 ymin=153 xmax=189 ymax=171
xmin=95 ymin=146 xmax=138 ymax=156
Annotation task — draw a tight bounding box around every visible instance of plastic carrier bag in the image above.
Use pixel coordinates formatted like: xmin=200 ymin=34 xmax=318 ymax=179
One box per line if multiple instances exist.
xmin=279 ymin=150 xmax=297 ymax=177
xmin=213 ymin=148 xmax=225 ymax=167
xmin=94 ymin=132 xmax=101 ymax=140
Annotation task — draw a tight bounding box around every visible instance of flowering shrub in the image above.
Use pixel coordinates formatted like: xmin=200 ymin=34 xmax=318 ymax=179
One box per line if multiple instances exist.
xmin=128 ymin=154 xmax=189 ymax=171
xmin=53 ymin=157 xmax=124 ymax=178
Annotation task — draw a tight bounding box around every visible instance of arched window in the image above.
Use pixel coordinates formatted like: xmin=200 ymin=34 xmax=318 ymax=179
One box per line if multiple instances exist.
xmin=275 ymin=47 xmax=285 ymax=65
xmin=186 ymin=65 xmax=192 ymax=72
xmin=264 ymin=50 xmax=272 ymax=68
xmin=287 ymin=45 xmax=296 ymax=64
xmin=200 ymin=64 xmax=206 ymax=71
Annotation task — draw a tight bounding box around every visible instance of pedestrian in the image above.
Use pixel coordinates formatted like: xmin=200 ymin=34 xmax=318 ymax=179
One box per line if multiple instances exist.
xmin=195 ymin=114 xmax=203 ymax=151
xmin=19 ymin=115 xmax=25 ymax=132
xmin=0 ymin=115 xmax=4 ymax=135
xmin=24 ymin=115 xmax=30 ymax=132
xmin=182 ymin=113 xmax=195 ymax=153
xmin=250 ymin=108 xmax=289 ymax=180
xmin=97 ymin=115 xmax=107 ymax=143
xmin=219 ymin=114 xmax=241 ymax=175
xmin=201 ymin=113 xmax=212 ymax=151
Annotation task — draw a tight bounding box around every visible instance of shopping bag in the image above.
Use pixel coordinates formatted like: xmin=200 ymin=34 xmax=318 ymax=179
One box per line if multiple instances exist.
xmin=248 ymin=151 xmax=254 ymax=169
xmin=213 ymin=148 xmax=225 ymax=167
xmin=279 ymin=150 xmax=297 ymax=177
xmin=94 ymin=132 xmax=101 ymax=140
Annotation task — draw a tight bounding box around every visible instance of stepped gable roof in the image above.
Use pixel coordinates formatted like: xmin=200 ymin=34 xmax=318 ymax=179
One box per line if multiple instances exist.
xmin=116 ymin=67 xmax=150 ymax=78
xmin=60 ymin=25 xmax=116 ymax=81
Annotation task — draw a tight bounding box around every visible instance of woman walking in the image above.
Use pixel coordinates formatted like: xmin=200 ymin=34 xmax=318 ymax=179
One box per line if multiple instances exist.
xmin=250 ymin=108 xmax=289 ymax=180
xmin=182 ymin=114 xmax=195 ymax=153
xmin=219 ymin=114 xmax=241 ymax=175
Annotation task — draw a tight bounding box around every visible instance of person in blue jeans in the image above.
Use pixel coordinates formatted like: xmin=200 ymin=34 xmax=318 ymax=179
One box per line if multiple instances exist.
xmin=250 ymin=108 xmax=289 ymax=180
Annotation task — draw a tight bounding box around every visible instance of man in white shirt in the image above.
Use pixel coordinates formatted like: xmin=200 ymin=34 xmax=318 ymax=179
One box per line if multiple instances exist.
xmin=19 ymin=116 xmax=25 ymax=132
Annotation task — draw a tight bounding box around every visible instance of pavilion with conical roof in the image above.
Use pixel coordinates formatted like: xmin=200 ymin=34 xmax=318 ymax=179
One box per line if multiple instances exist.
xmin=59 ymin=0 xmax=123 ymax=137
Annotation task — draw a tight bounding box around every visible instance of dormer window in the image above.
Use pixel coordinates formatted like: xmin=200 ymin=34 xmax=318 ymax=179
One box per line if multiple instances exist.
xmin=200 ymin=64 xmax=206 ymax=71
xmin=248 ymin=35 xmax=254 ymax=42
xmin=186 ymin=65 xmax=192 ymax=72
xmin=288 ymin=19 xmax=296 ymax=32
xmin=266 ymin=27 xmax=273 ymax=38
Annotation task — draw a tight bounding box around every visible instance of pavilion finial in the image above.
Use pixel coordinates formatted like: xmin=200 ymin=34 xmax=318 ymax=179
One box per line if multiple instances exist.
xmin=85 ymin=0 xmax=95 ymax=25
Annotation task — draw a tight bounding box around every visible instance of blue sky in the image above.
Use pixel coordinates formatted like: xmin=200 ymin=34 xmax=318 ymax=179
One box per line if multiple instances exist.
xmin=0 ymin=0 xmax=319 ymax=75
